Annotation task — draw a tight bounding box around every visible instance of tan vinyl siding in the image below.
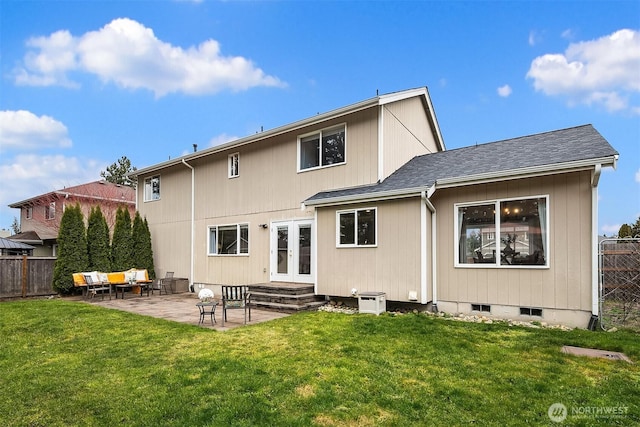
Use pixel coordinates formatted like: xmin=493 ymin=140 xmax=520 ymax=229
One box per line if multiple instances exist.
xmin=137 ymin=107 xmax=380 ymax=285
xmin=433 ymin=171 xmax=593 ymax=312
xmin=316 ymin=198 xmax=422 ymax=301
xmin=382 ymin=97 xmax=438 ymax=179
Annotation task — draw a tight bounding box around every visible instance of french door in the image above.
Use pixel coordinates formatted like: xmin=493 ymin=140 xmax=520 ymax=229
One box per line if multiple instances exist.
xmin=270 ymin=219 xmax=314 ymax=283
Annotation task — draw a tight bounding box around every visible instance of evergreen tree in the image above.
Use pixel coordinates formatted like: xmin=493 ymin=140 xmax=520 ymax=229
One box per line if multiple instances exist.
xmin=618 ymin=223 xmax=632 ymax=238
xmin=631 ymin=217 xmax=640 ymax=238
xmin=111 ymin=207 xmax=133 ymax=271
xmin=52 ymin=204 xmax=88 ymax=294
xmin=100 ymin=156 xmax=137 ymax=188
xmin=131 ymin=212 xmax=155 ymax=279
xmin=87 ymin=206 xmax=111 ymax=272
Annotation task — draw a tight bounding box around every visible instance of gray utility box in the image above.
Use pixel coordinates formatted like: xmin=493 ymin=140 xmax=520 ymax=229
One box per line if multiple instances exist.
xmin=358 ymin=292 xmax=386 ymax=315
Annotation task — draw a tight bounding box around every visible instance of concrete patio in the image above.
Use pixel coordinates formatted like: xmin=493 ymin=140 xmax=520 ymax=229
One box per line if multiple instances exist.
xmin=84 ymin=292 xmax=290 ymax=331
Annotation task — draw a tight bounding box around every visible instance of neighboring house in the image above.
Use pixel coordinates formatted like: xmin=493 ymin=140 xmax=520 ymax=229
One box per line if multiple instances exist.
xmin=132 ymin=87 xmax=618 ymax=328
xmin=8 ymin=180 xmax=135 ymax=256
xmin=0 ymin=237 xmax=35 ymax=255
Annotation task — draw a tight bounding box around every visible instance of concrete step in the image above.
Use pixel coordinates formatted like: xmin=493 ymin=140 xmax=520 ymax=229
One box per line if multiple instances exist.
xmin=252 ymin=300 xmax=327 ymax=313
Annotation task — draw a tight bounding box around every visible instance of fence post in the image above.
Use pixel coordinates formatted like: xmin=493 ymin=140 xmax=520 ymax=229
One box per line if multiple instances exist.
xmin=22 ymin=255 xmax=28 ymax=297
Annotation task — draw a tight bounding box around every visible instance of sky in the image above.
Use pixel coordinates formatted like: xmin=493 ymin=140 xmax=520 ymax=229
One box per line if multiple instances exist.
xmin=0 ymin=0 xmax=639 ymax=236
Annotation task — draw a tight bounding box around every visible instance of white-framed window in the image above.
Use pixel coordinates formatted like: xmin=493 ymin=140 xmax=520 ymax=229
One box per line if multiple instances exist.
xmin=298 ymin=124 xmax=346 ymax=171
xmin=337 ymin=207 xmax=377 ymax=247
xmin=455 ymin=196 xmax=548 ymax=268
xmin=25 ymin=207 xmax=32 ymax=219
xmin=144 ymin=175 xmax=161 ymax=202
xmin=208 ymin=224 xmax=249 ymax=255
xmin=45 ymin=202 xmax=55 ymax=220
xmin=228 ymin=153 xmax=239 ymax=178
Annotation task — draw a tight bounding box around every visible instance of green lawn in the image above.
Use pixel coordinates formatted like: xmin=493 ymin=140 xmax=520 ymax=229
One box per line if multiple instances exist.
xmin=1 ymin=300 xmax=638 ymax=426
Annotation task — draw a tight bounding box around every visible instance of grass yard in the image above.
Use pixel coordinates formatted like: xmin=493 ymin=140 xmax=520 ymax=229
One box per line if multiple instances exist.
xmin=1 ymin=300 xmax=639 ymax=426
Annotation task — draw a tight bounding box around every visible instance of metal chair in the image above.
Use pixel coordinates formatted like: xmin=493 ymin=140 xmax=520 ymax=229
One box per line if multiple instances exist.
xmin=221 ymin=285 xmax=251 ymax=326
xmin=84 ymin=274 xmax=111 ymax=300
xmin=158 ymin=271 xmax=175 ymax=295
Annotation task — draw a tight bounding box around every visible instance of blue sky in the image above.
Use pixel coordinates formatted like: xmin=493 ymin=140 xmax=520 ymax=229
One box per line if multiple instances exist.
xmin=1 ymin=0 xmax=639 ymax=235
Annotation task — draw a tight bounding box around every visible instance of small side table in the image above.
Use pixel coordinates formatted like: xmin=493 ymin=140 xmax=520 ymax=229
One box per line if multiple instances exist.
xmin=197 ymin=302 xmax=217 ymax=326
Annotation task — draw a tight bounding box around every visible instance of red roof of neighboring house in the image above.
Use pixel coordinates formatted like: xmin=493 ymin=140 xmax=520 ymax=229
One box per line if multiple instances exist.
xmin=9 ymin=180 xmax=135 ymax=208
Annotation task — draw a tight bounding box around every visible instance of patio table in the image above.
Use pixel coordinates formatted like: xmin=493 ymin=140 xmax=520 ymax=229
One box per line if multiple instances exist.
xmin=196 ymin=301 xmax=218 ymax=325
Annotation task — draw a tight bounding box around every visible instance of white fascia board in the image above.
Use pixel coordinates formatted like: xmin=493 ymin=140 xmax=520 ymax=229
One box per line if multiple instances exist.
xmin=435 ymin=156 xmax=618 ymax=189
xmin=378 ymin=87 xmax=446 ymax=152
xmin=378 ymin=87 xmax=428 ymax=105
xmin=131 ymin=97 xmax=379 ymax=178
xmin=305 ymin=187 xmax=425 ymax=208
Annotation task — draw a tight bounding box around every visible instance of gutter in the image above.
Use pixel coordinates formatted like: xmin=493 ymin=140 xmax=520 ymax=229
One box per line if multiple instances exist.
xmin=591 ymin=164 xmax=602 ymax=320
xmin=181 ymin=159 xmax=195 ymax=292
xmin=422 ymin=188 xmax=437 ymax=309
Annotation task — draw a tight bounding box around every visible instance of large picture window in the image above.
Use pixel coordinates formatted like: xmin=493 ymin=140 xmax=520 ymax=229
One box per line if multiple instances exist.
xmin=208 ymin=224 xmax=249 ymax=255
xmin=299 ymin=125 xmax=346 ymax=171
xmin=456 ymin=196 xmax=548 ymax=267
xmin=337 ymin=208 xmax=376 ymax=247
xmin=144 ymin=176 xmax=161 ymax=201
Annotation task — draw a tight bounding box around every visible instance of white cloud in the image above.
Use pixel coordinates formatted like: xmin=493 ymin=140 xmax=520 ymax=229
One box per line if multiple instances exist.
xmin=601 ymin=224 xmax=621 ymax=235
xmin=0 ymin=153 xmax=103 ymax=227
xmin=0 ymin=110 xmax=72 ymax=151
xmin=209 ymin=133 xmax=239 ymax=147
xmin=14 ymin=18 xmax=285 ymax=97
xmin=526 ymin=29 xmax=640 ymax=114
xmin=561 ymin=29 xmax=575 ymax=40
xmin=636 ymin=168 xmax=640 ymax=183
xmin=528 ymin=30 xmax=540 ymax=46
xmin=497 ymin=84 xmax=512 ymax=97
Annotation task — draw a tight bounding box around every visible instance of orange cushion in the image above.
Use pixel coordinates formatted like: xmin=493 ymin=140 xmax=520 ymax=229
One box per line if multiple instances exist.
xmin=107 ymin=272 xmax=125 ymax=284
xmin=72 ymin=273 xmax=86 ymax=286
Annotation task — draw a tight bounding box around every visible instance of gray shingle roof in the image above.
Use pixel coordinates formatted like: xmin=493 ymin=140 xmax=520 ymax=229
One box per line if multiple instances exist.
xmin=306 ymin=125 xmax=618 ymax=204
xmin=0 ymin=237 xmax=35 ymax=250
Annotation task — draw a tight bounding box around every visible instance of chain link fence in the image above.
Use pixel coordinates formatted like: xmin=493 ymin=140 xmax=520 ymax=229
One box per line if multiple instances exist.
xmin=599 ymin=238 xmax=640 ymax=331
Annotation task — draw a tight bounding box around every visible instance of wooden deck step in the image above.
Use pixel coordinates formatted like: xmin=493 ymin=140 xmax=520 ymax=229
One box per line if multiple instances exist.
xmin=248 ymin=283 xmax=326 ymax=312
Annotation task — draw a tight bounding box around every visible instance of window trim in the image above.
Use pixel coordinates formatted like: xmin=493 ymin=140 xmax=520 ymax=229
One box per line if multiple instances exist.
xmin=207 ymin=223 xmax=250 ymax=256
xmin=45 ymin=202 xmax=56 ymax=220
xmin=297 ymin=123 xmax=347 ymax=172
xmin=143 ymin=175 xmax=161 ymax=202
xmin=454 ymin=195 xmax=549 ymax=269
xmin=228 ymin=152 xmax=240 ymax=178
xmin=336 ymin=207 xmax=378 ymax=248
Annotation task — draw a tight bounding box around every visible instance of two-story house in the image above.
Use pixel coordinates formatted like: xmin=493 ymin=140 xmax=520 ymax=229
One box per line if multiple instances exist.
xmin=132 ymin=87 xmax=618 ymax=328
xmin=8 ymin=180 xmax=135 ymax=256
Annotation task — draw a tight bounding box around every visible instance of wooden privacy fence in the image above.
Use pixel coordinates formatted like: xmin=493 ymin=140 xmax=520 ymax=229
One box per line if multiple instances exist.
xmin=0 ymin=256 xmax=56 ymax=298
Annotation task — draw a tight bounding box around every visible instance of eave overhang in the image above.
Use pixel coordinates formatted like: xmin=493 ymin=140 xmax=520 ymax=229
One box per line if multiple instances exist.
xmin=305 ymin=155 xmax=618 ymax=208
xmin=131 ymin=87 xmax=444 ymax=178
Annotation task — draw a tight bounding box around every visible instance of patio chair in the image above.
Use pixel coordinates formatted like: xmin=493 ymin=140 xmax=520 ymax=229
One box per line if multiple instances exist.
xmin=221 ymin=285 xmax=251 ymax=326
xmin=158 ymin=271 xmax=175 ymax=295
xmin=84 ymin=274 xmax=111 ymax=300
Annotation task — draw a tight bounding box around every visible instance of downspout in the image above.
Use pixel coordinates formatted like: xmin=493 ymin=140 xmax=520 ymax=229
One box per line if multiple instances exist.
xmin=182 ymin=159 xmax=195 ymax=292
xmin=590 ymin=164 xmax=601 ymax=322
xmin=422 ymin=189 xmax=437 ymax=310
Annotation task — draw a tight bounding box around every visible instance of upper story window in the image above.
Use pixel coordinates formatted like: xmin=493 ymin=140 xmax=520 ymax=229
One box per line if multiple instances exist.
xmin=208 ymin=224 xmax=249 ymax=255
xmin=25 ymin=207 xmax=33 ymax=219
xmin=456 ymin=196 xmax=548 ymax=268
xmin=299 ymin=124 xmax=346 ymax=171
xmin=144 ymin=176 xmax=161 ymax=202
xmin=337 ymin=207 xmax=377 ymax=247
xmin=45 ymin=202 xmax=55 ymax=220
xmin=228 ymin=153 xmax=239 ymax=178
